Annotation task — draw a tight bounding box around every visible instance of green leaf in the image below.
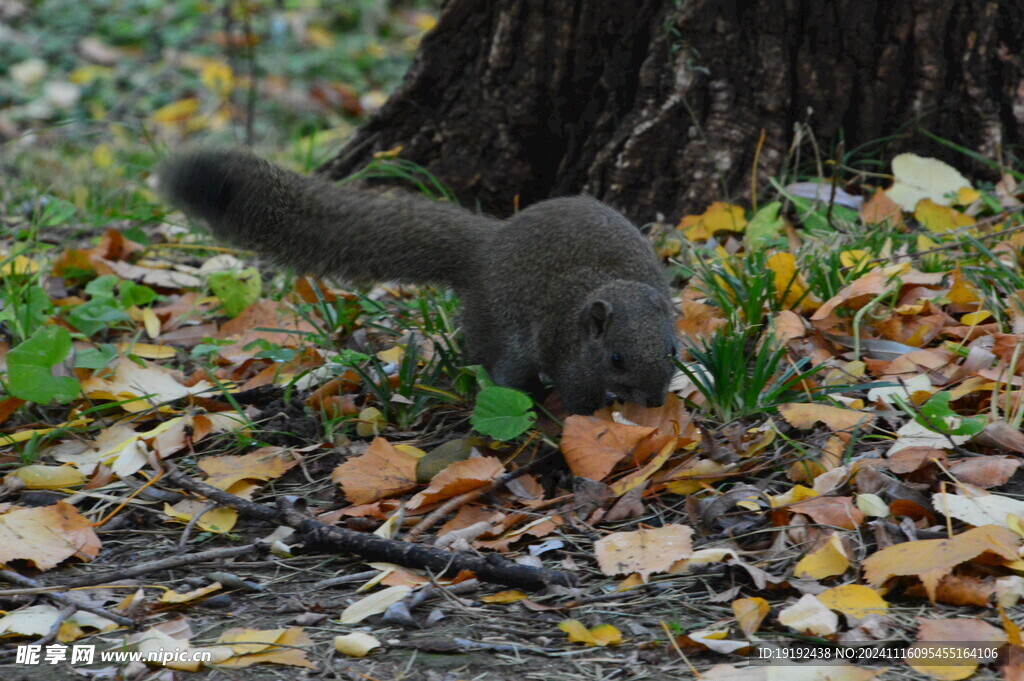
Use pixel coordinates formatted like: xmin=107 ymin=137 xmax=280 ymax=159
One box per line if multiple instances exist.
xmin=917 ymin=391 xmax=984 ymax=436
xmin=209 ymin=267 xmax=261 ymax=317
xmin=66 ymin=299 xmax=129 ymax=336
xmin=118 ymin=281 xmax=157 ymax=307
xmin=744 ymin=201 xmax=784 ymax=251
xmin=74 ymin=344 xmax=118 ymax=369
xmin=0 ymin=285 xmax=53 ymax=340
xmin=471 ymin=386 xmax=535 ymax=441
xmin=7 ymin=326 xmax=80 ymax=403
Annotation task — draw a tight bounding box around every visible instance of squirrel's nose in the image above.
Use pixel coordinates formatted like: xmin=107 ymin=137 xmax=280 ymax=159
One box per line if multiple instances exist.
xmin=645 ymin=394 xmax=666 ymax=408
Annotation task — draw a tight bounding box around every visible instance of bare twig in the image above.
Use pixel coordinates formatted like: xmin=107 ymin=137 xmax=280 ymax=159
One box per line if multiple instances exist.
xmin=0 ymin=570 xmax=136 ymax=628
xmin=0 ymin=543 xmax=266 ymax=595
xmin=163 ymin=465 xmax=576 ymax=590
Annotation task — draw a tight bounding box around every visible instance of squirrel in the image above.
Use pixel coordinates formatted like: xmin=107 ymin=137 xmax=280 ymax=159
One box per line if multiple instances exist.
xmin=157 ymin=149 xmax=679 ymax=414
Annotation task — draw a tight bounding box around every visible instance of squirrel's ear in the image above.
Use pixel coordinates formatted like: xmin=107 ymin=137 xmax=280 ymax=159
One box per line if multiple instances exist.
xmin=583 ymin=300 xmax=613 ymax=337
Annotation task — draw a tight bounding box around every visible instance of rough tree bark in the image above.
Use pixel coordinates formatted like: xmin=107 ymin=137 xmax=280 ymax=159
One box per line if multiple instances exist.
xmin=319 ymin=0 xmax=1024 ymax=225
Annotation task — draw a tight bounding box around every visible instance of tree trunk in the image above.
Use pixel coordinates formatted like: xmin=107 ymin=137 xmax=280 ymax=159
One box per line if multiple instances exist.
xmin=319 ymin=0 xmax=1024 ymax=225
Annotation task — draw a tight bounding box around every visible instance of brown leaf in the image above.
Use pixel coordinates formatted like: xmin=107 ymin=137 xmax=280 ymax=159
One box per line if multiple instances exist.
xmin=779 ymin=403 xmax=874 ymax=432
xmin=788 ymin=496 xmax=865 ymax=530
xmin=948 ymin=457 xmax=1021 ymax=488
xmin=0 ymin=502 xmax=101 ymax=570
xmin=199 ymin=447 xmax=302 ymax=490
xmin=863 ymin=525 xmax=1020 ymax=602
xmin=332 ymin=438 xmax=419 ymax=504
xmin=905 ymin=574 xmax=995 ymax=606
xmin=595 ymin=524 xmax=694 ymax=581
xmin=561 ymin=416 xmax=656 ymax=481
xmin=406 ymin=457 xmax=504 ymax=510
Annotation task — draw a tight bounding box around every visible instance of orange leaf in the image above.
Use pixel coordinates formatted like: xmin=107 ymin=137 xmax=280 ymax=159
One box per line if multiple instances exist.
xmin=0 ymin=502 xmax=101 ymax=570
xmin=331 ymin=438 xmax=419 ymax=504
xmin=561 ymin=416 xmax=656 ymax=481
xmin=406 ymin=457 xmax=504 ymax=510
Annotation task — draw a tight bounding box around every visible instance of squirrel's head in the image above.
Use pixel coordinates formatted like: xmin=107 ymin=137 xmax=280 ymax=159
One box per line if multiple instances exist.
xmin=578 ymin=282 xmax=678 ymax=409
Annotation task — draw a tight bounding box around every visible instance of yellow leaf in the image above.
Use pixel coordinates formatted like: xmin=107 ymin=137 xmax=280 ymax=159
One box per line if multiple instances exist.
xmin=334 ymin=632 xmax=380 ymax=658
xmin=118 ymin=341 xmax=175 ymax=359
xmin=770 ymin=484 xmax=818 ymax=507
xmin=558 ymin=620 xmax=621 ymax=646
xmin=164 ymin=500 xmax=237 ymax=533
xmin=160 ymin=582 xmax=222 ymax=603
xmin=8 ymin=465 xmax=86 ymax=489
xmin=2 ymin=255 xmax=40 ymax=275
xmin=589 ymin=623 xmax=623 ymax=646
xmin=376 ymin=346 xmax=404 ymax=364
xmin=794 ymin=533 xmax=850 ymax=579
xmin=961 ymin=310 xmax=992 ymax=325
xmin=559 ymin=619 xmax=596 ymax=644
xmin=732 ymin=596 xmax=769 ymax=638
xmin=480 ymin=590 xmax=527 ymax=604
xmin=150 ymin=98 xmax=199 ymax=124
xmin=306 ymin=26 xmax=335 ymax=48
xmin=817 ymin=584 xmax=888 ymax=619
xmin=200 ymin=60 xmax=233 ymax=99
xmin=69 ymin=65 xmax=112 ymax=84
xmin=766 ymin=252 xmax=817 ymax=312
xmin=142 ymin=308 xmax=161 ymax=339
xmin=677 ymin=202 xmax=747 ymax=241
xmin=914 ymin=199 xmax=975 ymax=233
xmin=91 ymin=144 xmax=114 ymax=168
xmin=839 ymin=250 xmax=872 ymax=270
xmin=956 ymin=186 xmax=981 ymax=205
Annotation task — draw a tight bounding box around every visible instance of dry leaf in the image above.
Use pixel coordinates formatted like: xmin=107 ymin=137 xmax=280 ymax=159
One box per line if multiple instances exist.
xmin=816 ymin=584 xmax=889 ymax=620
xmin=732 ymin=597 xmax=769 ymax=638
xmin=794 ymin=533 xmax=850 ymax=579
xmin=332 ymin=438 xmax=419 ymax=504
xmin=0 ymin=502 xmax=101 ymax=570
xmin=561 ymin=416 xmax=657 ymax=481
xmin=199 ymin=447 xmax=302 ymax=489
xmin=777 ymin=594 xmax=838 ymax=635
xmin=863 ymin=525 xmax=1020 ymax=601
xmin=594 ymin=524 xmax=694 ymax=581
xmin=406 ymin=456 xmax=503 ymax=511
xmin=339 ymin=585 xmax=412 ymax=624
xmin=779 ymin=403 xmax=874 ymax=432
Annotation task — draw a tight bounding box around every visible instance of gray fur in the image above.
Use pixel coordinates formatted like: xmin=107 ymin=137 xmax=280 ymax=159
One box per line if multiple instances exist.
xmin=157 ymin=149 xmax=678 ymax=414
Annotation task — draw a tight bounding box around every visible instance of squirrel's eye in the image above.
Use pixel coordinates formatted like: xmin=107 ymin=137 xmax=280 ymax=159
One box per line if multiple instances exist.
xmin=610 ymin=352 xmax=625 ymax=371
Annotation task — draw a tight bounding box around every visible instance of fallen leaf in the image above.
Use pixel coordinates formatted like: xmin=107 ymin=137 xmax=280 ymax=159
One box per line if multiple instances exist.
xmin=332 ymin=438 xmax=419 ymax=504
xmin=558 ymin=619 xmax=622 ymax=646
xmin=199 ymin=447 xmax=302 ymax=489
xmin=339 ymin=585 xmax=412 ymax=624
xmin=887 ymin=153 xmax=973 ymax=211
xmin=933 ymin=490 xmax=1024 ymax=530
xmin=561 ymin=416 xmax=657 ymax=481
xmin=0 ymin=502 xmax=101 ymax=570
xmin=732 ymin=597 xmax=769 ymax=638
xmin=816 ymin=584 xmax=889 ymax=620
xmin=794 ymin=533 xmax=850 ymax=579
xmin=777 ymin=594 xmax=838 ymax=636
xmin=215 ymin=626 xmax=315 ymax=668
xmin=779 ymin=403 xmax=874 ymax=432
xmin=863 ymin=525 xmax=1020 ymax=601
xmin=334 ymin=632 xmax=381 ymax=658
xmin=594 ymin=524 xmax=694 ymax=581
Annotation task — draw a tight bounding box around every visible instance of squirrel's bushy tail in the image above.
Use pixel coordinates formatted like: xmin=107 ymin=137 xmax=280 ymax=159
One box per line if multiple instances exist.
xmin=157 ymin=149 xmax=493 ymax=289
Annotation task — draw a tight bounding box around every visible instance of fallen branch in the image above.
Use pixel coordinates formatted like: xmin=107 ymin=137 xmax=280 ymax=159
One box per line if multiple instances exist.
xmin=164 ymin=465 xmax=576 ymax=590
xmin=0 ymin=569 xmax=136 ymax=628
